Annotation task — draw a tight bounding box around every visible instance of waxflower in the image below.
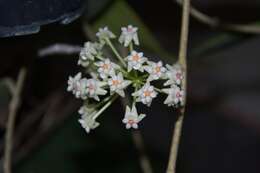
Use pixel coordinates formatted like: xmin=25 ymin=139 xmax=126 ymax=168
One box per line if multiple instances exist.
xmin=132 ymin=83 xmax=157 ymax=106
xmin=78 ymin=115 xmax=100 ymax=133
xmin=163 ymin=85 xmax=184 ymax=107
xmin=85 ymin=78 xmax=107 ymax=101
xmin=144 ymin=61 xmax=167 ymax=81
xmin=95 ymin=58 xmax=120 ymax=79
xmin=108 ymin=72 xmax=131 ymax=97
xmin=96 ymin=26 xmax=115 ymax=43
xmin=67 ymin=25 xmax=185 ymax=134
xmin=164 ymin=63 xmax=184 ymax=86
xmin=126 ymin=51 xmax=147 ymax=72
xmin=122 ymin=105 xmax=146 ymax=129
xmin=67 ymin=72 xmax=82 ymax=94
xmin=119 ymin=25 xmax=139 ymax=47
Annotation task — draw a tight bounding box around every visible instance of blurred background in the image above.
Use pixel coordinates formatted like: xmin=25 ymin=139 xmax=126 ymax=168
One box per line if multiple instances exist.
xmin=0 ymin=0 xmax=260 ymax=172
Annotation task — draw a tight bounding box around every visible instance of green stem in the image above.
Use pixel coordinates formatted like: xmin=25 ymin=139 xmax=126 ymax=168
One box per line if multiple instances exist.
xmin=129 ymin=42 xmax=134 ymax=52
xmin=93 ymin=94 xmax=118 ymax=119
xmin=105 ymin=38 xmax=127 ymax=67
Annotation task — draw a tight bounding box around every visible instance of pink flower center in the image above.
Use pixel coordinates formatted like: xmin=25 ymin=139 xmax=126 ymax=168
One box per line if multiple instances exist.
xmin=128 ymin=119 xmax=136 ymax=125
xmin=102 ymin=63 xmax=110 ymax=70
xmin=112 ymin=80 xmax=120 ymax=86
xmin=176 ymin=92 xmax=181 ymax=98
xmin=155 ymin=66 xmax=161 ymax=73
xmin=144 ymin=90 xmax=152 ymax=97
xmin=132 ymin=54 xmax=140 ymax=61
xmin=176 ymin=73 xmax=182 ymax=79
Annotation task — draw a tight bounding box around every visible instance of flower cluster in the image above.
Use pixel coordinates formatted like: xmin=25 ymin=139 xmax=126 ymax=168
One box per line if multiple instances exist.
xmin=67 ymin=25 xmax=185 ymax=133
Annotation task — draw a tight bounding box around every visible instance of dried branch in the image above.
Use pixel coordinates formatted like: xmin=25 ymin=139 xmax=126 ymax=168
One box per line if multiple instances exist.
xmin=3 ymin=68 xmax=27 ymax=173
xmin=167 ymin=0 xmax=190 ymax=172
xmin=175 ymin=0 xmax=260 ymax=34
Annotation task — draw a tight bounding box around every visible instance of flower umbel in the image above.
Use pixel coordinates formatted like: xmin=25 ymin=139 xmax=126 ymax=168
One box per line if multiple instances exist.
xmin=67 ymin=25 xmax=185 ymax=134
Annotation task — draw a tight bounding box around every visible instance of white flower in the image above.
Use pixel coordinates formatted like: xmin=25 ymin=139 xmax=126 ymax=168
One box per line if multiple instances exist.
xmin=132 ymin=83 xmax=157 ymax=106
xmin=67 ymin=72 xmax=82 ymax=94
xmin=164 ymin=64 xmax=184 ymax=86
xmin=85 ymin=79 xmax=107 ymax=101
xmin=108 ymin=72 xmax=131 ymax=97
xmin=126 ymin=51 xmax=147 ymax=72
xmin=95 ymin=58 xmax=120 ymax=79
xmin=119 ymin=25 xmax=139 ymax=47
xmin=122 ymin=105 xmax=146 ymax=129
xmin=96 ymin=26 xmax=115 ymax=43
xmin=162 ymin=85 xmax=185 ymax=107
xmin=78 ymin=42 xmax=99 ymax=67
xmin=144 ymin=61 xmax=167 ymax=81
xmin=78 ymin=115 xmax=100 ymax=133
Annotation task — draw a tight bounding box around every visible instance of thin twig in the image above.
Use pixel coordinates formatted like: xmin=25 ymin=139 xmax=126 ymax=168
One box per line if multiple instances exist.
xmin=175 ymin=0 xmax=260 ymax=34
xmin=3 ymin=68 xmax=27 ymax=173
xmin=131 ymin=131 xmax=153 ymax=173
xmin=167 ymin=0 xmax=190 ymax=172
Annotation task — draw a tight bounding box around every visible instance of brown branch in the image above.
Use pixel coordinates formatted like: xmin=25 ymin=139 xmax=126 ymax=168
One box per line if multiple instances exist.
xmin=167 ymin=0 xmax=190 ymax=172
xmin=3 ymin=68 xmax=27 ymax=173
xmin=175 ymin=0 xmax=260 ymax=34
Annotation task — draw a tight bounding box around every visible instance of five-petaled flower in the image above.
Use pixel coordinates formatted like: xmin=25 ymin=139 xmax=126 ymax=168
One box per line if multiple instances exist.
xmin=78 ymin=115 xmax=100 ymax=133
xmin=164 ymin=64 xmax=184 ymax=86
xmin=132 ymin=83 xmax=157 ymax=106
xmin=163 ymin=85 xmax=185 ymax=107
xmin=119 ymin=25 xmax=139 ymax=47
xmin=144 ymin=61 xmax=167 ymax=81
xmin=85 ymin=79 xmax=107 ymax=101
xmin=126 ymin=51 xmax=147 ymax=72
xmin=122 ymin=105 xmax=146 ymax=129
xmin=95 ymin=58 xmax=120 ymax=79
xmin=108 ymin=72 xmax=131 ymax=97
xmin=67 ymin=72 xmax=82 ymax=95
xmin=96 ymin=26 xmax=115 ymax=43
xmin=78 ymin=42 xmax=100 ymax=67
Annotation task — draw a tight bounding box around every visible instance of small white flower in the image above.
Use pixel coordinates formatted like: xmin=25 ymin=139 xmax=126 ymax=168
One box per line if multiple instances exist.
xmin=78 ymin=42 xmax=99 ymax=67
xmin=163 ymin=85 xmax=185 ymax=107
xmin=126 ymin=51 xmax=147 ymax=72
xmin=122 ymin=105 xmax=146 ymax=129
xmin=96 ymin=26 xmax=115 ymax=43
xmin=132 ymin=83 xmax=157 ymax=106
xmin=164 ymin=64 xmax=184 ymax=86
xmin=95 ymin=59 xmax=120 ymax=79
xmin=119 ymin=25 xmax=139 ymax=47
xmin=67 ymin=72 xmax=82 ymax=94
xmin=85 ymin=79 xmax=107 ymax=101
xmin=108 ymin=72 xmax=131 ymax=97
xmin=144 ymin=61 xmax=167 ymax=81
xmin=78 ymin=115 xmax=100 ymax=133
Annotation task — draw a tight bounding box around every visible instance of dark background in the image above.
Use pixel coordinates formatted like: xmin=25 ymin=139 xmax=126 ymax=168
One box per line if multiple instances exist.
xmin=0 ymin=0 xmax=260 ymax=173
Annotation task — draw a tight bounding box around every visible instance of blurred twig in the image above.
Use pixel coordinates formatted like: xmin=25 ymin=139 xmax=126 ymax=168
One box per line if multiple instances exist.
xmin=167 ymin=0 xmax=190 ymax=172
xmin=38 ymin=44 xmax=82 ymax=57
xmin=3 ymin=68 xmax=27 ymax=173
xmin=175 ymin=0 xmax=260 ymax=34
